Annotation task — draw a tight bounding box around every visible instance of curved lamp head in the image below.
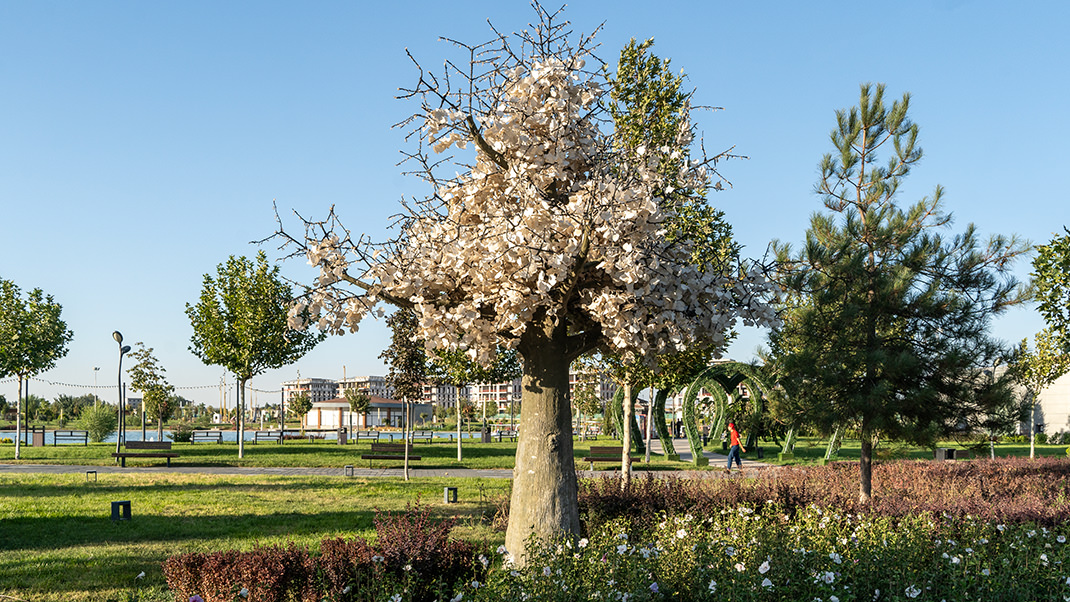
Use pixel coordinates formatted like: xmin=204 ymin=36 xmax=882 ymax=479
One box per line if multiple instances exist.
xmin=120 ymin=345 xmax=131 ymax=356
xmin=112 ymin=331 xmax=124 ymax=345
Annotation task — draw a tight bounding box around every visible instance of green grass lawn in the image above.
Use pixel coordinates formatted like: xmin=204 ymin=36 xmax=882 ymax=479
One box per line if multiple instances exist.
xmin=0 ymin=473 xmax=510 ymax=601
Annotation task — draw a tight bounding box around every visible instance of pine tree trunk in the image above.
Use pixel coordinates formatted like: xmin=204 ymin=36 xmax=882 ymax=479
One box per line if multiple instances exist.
xmin=859 ymin=425 xmax=873 ymax=504
xmin=505 ymin=326 xmax=580 ymax=563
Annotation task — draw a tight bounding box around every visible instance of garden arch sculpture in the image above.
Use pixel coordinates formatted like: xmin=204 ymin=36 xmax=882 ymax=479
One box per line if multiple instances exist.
xmin=680 ymin=362 xmax=773 ymax=466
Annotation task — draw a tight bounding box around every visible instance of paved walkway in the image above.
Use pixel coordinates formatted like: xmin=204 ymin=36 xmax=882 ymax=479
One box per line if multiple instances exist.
xmin=0 ymin=437 xmax=771 ymax=479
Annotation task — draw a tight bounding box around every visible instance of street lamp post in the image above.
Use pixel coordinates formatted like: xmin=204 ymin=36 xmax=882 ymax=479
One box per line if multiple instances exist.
xmin=93 ymin=367 xmax=100 ymax=405
xmin=113 ymin=331 xmax=131 ymax=458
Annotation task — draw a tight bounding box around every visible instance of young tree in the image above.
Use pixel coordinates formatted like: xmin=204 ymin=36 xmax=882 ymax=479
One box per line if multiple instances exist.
xmin=274 ymin=8 xmax=775 ymax=557
xmin=344 ymin=387 xmax=371 ymax=431
xmin=186 ymin=252 xmax=323 ymax=458
xmin=1013 ymin=328 xmax=1070 ymax=457
xmin=288 ymin=391 xmax=312 ymax=428
xmin=380 ymin=308 xmax=427 ymax=480
xmin=127 ymin=342 xmax=176 ymax=441
xmin=770 ymin=84 xmax=1029 ymax=503
xmin=1033 ymin=228 xmax=1070 ymax=353
xmin=0 ymin=278 xmax=73 ymax=459
xmin=430 ymin=346 xmax=521 ymax=461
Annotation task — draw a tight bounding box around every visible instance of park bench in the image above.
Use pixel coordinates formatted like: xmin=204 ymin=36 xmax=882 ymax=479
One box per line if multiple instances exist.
xmin=52 ymin=429 xmax=88 ymax=446
xmin=112 ymin=441 xmax=179 ymax=467
xmin=191 ymin=430 xmax=223 ymax=444
xmin=361 ymin=442 xmax=421 ymax=467
xmin=410 ymin=430 xmax=434 ymax=444
xmin=582 ymin=446 xmax=626 ymax=471
xmin=253 ymin=431 xmax=283 ymax=444
xmin=493 ymin=428 xmax=518 ymax=442
xmin=355 ymin=431 xmax=380 ymax=442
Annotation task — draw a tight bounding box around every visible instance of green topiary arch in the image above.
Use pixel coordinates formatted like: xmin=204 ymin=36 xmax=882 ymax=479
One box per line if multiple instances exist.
xmin=680 ymin=362 xmax=773 ymax=466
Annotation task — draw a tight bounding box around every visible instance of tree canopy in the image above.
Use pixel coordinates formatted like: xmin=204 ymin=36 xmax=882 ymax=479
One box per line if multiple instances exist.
xmin=0 ymin=277 xmax=73 ymax=458
xmin=127 ymin=342 xmax=176 ymax=440
xmin=1032 ymin=228 xmax=1070 ymax=354
xmin=769 ymin=84 xmax=1028 ymax=503
xmin=186 ymin=251 xmax=323 ymax=457
xmin=273 ymin=6 xmax=775 ymax=558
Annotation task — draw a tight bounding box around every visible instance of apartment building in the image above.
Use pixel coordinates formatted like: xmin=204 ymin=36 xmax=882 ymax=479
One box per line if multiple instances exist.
xmin=338 ymin=375 xmax=393 ymax=399
xmin=280 ymin=378 xmax=338 ymax=404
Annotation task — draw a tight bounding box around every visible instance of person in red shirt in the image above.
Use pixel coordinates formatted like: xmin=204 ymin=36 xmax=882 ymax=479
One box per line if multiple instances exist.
xmin=727 ymin=421 xmax=746 ymax=472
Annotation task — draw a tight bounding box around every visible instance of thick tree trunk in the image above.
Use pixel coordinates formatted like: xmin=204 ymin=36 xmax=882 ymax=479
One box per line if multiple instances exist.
xmin=859 ymin=426 xmax=873 ymax=504
xmin=505 ymin=327 xmax=580 ymax=563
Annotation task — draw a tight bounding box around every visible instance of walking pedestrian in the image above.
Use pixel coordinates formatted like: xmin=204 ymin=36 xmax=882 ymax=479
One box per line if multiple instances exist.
xmin=727 ymin=421 xmax=745 ymax=472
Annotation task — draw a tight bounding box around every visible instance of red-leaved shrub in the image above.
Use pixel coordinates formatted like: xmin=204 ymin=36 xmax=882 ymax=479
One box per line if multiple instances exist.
xmin=576 ymin=457 xmax=1070 ymax=532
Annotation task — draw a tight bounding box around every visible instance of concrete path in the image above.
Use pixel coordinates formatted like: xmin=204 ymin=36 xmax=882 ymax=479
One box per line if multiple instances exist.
xmin=0 ymin=437 xmax=772 ymax=479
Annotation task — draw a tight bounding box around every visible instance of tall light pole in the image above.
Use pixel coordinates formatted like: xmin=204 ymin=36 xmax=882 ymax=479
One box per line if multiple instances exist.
xmin=93 ymin=367 xmax=100 ymax=405
xmin=113 ymin=331 xmax=131 ymax=457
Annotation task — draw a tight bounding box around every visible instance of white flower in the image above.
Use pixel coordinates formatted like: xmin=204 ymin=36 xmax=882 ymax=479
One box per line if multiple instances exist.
xmin=136 ymin=572 xmax=145 ymax=580
xmin=708 ymin=580 xmax=717 ymax=592
xmin=725 ymin=546 xmax=736 ymax=557
xmin=616 ymin=533 xmax=628 ymax=540
xmin=905 ymin=584 xmax=921 ymax=598
xmin=543 ymin=566 xmax=552 ymax=577
xmin=981 ymin=568 xmax=990 ymax=576
xmin=450 ymin=593 xmax=464 ymax=602
xmin=830 ymin=596 xmax=840 ymax=602
xmin=1041 ymin=553 xmax=1050 ymax=565
xmin=479 ymin=555 xmax=488 ymax=568
xmin=758 ymin=559 xmax=771 ymax=574
xmin=676 ymin=529 xmax=687 ymax=539
xmin=497 ymin=545 xmax=508 ymax=555
xmin=404 ymin=564 xmax=412 ymax=572
xmin=1060 ymin=535 xmax=1067 ymax=544
xmin=734 ymin=562 xmax=746 ymax=572
xmin=472 ymin=580 xmax=481 ymax=588
xmin=829 ymin=552 xmax=842 ymax=564
xmin=390 ymin=595 xmax=402 ymax=602
xmin=578 ymin=538 xmax=589 ymax=548
xmin=997 ymin=524 xmax=1006 ymax=532
xmin=617 ymin=544 xmax=628 ymax=555
xmin=239 ymin=588 xmax=249 ymax=599
xmin=649 ymin=582 xmax=659 ymax=593
xmin=951 ymin=556 xmax=961 ymax=565
xmin=817 ymin=570 xmax=835 ymax=584
xmin=761 ymin=577 xmax=773 ymax=588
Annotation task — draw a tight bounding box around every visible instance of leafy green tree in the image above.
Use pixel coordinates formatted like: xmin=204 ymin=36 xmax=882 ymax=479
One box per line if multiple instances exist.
xmin=127 ymin=343 xmax=176 ymax=440
xmin=379 ymin=308 xmax=428 ymax=479
xmin=80 ymin=402 xmax=118 ymax=443
xmin=1033 ymin=228 xmax=1070 ymax=353
xmin=53 ymin=394 xmax=94 ymax=421
xmin=428 ymin=344 xmax=521 ymax=461
xmin=1013 ymin=329 xmax=1070 ymax=457
xmin=344 ymin=387 xmax=371 ymax=431
xmin=186 ymin=252 xmax=324 ymax=458
xmin=0 ymin=278 xmax=73 ymax=459
xmin=770 ymin=84 xmax=1029 ymax=503
xmin=288 ymin=391 xmax=312 ymax=428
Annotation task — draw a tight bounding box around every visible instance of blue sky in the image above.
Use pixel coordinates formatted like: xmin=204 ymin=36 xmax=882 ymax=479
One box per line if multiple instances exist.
xmin=2 ymin=1 xmax=1067 ymax=407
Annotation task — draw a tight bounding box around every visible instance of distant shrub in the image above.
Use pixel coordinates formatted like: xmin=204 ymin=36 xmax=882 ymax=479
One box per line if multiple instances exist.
xmin=79 ymin=404 xmax=117 ymax=443
xmin=168 ymin=422 xmax=194 ymax=443
xmin=1036 ymin=432 xmax=1049 ymax=445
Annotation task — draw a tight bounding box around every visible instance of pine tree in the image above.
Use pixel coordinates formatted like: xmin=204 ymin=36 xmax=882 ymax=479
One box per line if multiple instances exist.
xmin=771 ymin=84 xmax=1028 ymax=502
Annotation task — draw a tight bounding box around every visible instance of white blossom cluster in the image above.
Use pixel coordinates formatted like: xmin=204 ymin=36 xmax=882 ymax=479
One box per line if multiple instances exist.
xmin=290 ymin=41 xmax=777 ymax=366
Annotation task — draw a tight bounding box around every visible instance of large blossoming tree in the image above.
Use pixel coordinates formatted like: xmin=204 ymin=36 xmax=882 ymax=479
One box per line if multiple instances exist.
xmin=274 ymin=7 xmax=776 ymax=558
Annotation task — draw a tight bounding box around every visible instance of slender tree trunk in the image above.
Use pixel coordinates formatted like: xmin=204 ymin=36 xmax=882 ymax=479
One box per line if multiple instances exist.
xmin=505 ymin=326 xmax=580 ymax=564
xmin=404 ymin=396 xmax=410 ymax=481
xmin=644 ymin=384 xmax=653 ymax=463
xmin=1029 ymin=392 xmax=1036 ymax=459
xmin=14 ymin=376 xmax=22 ymax=460
xmin=457 ymin=395 xmax=464 ymax=461
xmin=859 ymin=423 xmax=873 ymax=504
xmin=621 ymin=380 xmax=633 ymax=488
xmin=238 ymin=378 xmax=246 ymax=459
